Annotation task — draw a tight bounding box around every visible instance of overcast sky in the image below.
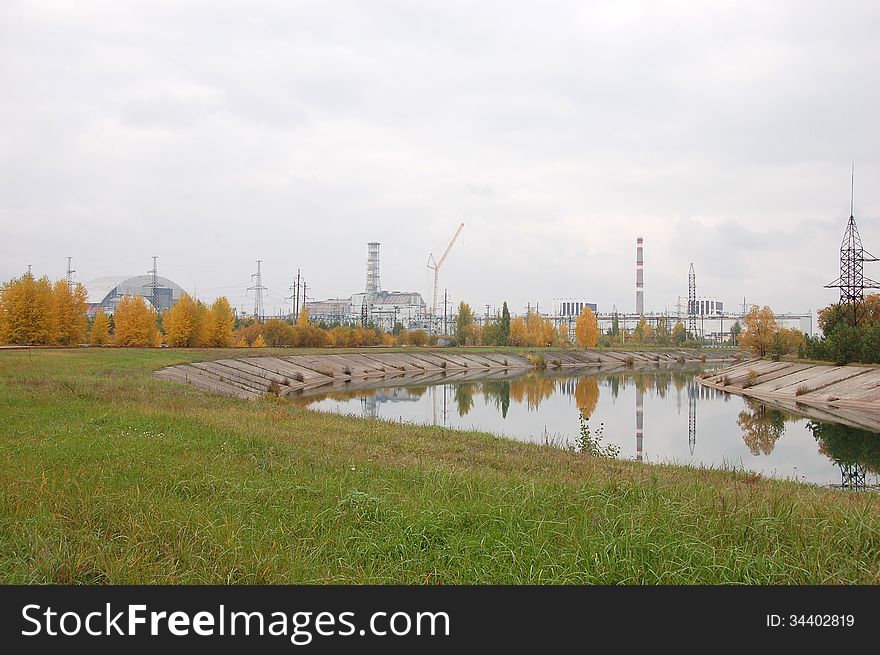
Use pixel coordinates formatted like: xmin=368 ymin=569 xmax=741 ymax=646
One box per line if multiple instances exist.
xmin=2 ymin=0 xmax=879 ymax=318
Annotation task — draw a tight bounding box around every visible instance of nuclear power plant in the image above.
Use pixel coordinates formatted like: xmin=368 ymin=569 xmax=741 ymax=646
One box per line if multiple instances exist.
xmin=64 ymin=229 xmax=812 ymax=339
xmin=306 ymin=242 xmax=428 ymax=329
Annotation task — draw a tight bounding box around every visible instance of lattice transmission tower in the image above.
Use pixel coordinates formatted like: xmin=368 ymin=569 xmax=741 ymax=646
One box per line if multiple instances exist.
xmin=824 ymin=167 xmax=879 ymax=325
xmin=248 ymin=260 xmax=267 ymax=321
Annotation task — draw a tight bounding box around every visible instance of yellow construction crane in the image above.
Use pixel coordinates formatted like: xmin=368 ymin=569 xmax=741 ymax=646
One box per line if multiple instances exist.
xmin=427 ymin=222 xmax=465 ymax=318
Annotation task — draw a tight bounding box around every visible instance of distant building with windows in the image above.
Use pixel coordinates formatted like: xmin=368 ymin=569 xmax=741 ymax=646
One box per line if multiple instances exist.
xmin=553 ymin=298 xmax=598 ymax=317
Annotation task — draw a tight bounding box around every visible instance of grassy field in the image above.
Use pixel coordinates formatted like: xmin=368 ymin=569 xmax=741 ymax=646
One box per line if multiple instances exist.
xmin=1 ymin=347 xmax=878 ymax=584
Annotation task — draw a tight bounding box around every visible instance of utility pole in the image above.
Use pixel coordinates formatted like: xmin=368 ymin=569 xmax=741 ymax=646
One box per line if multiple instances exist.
xmin=247 ymin=260 xmax=266 ymax=321
xmin=443 ymin=288 xmax=448 ymax=336
xmin=301 ymin=280 xmax=307 ymax=319
xmin=286 ymin=269 xmax=301 ymax=319
xmin=27 ymin=264 xmax=32 ymax=276
xmin=66 ymin=257 xmax=75 ymax=290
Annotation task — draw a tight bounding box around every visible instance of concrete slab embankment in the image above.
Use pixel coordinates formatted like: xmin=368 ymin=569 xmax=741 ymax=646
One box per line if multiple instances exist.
xmin=700 ymin=360 xmax=880 ymax=432
xmin=155 ymin=349 xmax=739 ymax=401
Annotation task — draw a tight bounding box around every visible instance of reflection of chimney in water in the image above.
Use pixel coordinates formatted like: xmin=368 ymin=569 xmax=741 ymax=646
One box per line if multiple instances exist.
xmin=636 ymin=387 xmax=644 ymax=462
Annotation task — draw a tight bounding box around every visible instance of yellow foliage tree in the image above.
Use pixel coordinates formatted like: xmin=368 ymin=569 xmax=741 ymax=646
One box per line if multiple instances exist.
xmin=297 ymin=307 xmax=310 ymax=327
xmin=52 ymin=280 xmax=88 ymax=345
xmin=206 ymin=297 xmax=235 ymax=347
xmin=777 ymin=327 xmax=806 ymax=356
xmin=0 ymin=274 xmax=55 ymax=345
xmin=575 ymin=306 xmax=599 ymax=348
xmin=89 ymin=311 xmax=111 ymax=346
xmin=163 ymin=293 xmax=209 ymax=347
xmin=558 ymin=323 xmax=570 ymax=344
xmin=508 ymin=316 xmax=528 ymax=346
xmin=525 ymin=312 xmax=556 ymax=347
xmin=114 ymin=295 xmax=160 ymax=347
xmin=253 ymin=334 xmax=267 ymax=348
xmin=740 ymin=305 xmax=777 ymax=357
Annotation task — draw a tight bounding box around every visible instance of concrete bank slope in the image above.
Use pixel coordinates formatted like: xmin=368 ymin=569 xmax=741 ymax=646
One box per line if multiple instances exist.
xmin=155 ymin=349 xmax=737 ymax=401
xmin=700 ymin=359 xmax=880 ymax=432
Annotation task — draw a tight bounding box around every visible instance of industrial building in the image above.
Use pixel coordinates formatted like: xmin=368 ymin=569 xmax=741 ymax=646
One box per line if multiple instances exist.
xmin=552 ymin=299 xmax=598 ymax=317
xmin=84 ymin=275 xmax=185 ymax=315
xmin=306 ymin=243 xmax=428 ymax=329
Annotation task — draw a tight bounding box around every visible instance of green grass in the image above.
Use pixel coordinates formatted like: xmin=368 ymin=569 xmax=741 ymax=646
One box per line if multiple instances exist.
xmin=1 ymin=348 xmax=878 ymax=584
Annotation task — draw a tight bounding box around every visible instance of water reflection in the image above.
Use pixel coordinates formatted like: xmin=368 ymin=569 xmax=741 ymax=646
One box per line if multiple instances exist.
xmin=809 ymin=421 xmax=880 ymax=490
xmin=305 ymin=367 xmax=880 ymax=488
xmin=736 ymin=400 xmax=799 ymax=456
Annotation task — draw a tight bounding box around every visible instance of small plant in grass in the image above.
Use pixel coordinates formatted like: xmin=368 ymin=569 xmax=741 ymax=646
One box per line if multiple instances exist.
xmin=293 ymin=372 xmax=304 ymax=382
xmin=342 ymin=366 xmax=352 ymax=376
xmin=624 ymin=355 xmax=635 ymax=367
xmin=720 ymin=375 xmax=730 ymax=386
xmin=742 ymin=369 xmax=759 ymax=388
xmin=576 ymin=414 xmax=619 ymax=459
xmin=266 ymin=381 xmax=281 ymax=397
xmin=795 ymin=384 xmax=810 ymax=396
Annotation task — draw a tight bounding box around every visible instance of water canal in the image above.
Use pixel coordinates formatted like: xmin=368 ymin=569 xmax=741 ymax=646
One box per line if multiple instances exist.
xmin=305 ymin=365 xmax=880 ymax=488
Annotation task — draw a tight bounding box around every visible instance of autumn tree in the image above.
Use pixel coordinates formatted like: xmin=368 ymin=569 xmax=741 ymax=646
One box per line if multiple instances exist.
xmin=89 ymin=311 xmax=111 ymax=346
xmin=0 ymin=274 xmax=55 ymax=345
xmin=163 ymin=293 xmax=208 ymax=347
xmin=508 ymin=316 xmax=528 ymax=346
xmin=114 ymin=295 xmax=160 ymax=347
xmin=672 ymin=321 xmax=686 ymax=346
xmin=253 ymin=334 xmax=267 ymax=348
xmin=777 ymin=327 xmax=806 ymax=356
xmin=558 ymin=323 xmax=570 ymax=344
xmin=740 ymin=305 xmax=777 ymax=357
xmin=206 ymin=297 xmax=235 ymax=347
xmin=655 ymin=316 xmax=670 ymax=345
xmin=575 ymin=306 xmax=599 ymax=348
xmin=526 ymin=312 xmax=556 ymax=346
xmin=52 ymin=280 xmax=89 ymax=345
xmin=261 ymin=319 xmax=295 ymax=347
xmin=455 ymin=302 xmax=476 ymax=346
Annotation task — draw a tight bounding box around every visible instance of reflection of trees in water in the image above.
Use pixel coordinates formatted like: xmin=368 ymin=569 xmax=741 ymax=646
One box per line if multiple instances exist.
xmin=600 ymin=368 xmax=698 ymax=400
xmin=454 ymin=383 xmax=475 ymax=417
xmin=609 ymin=376 xmax=620 ymax=399
xmin=808 ymin=421 xmax=880 ymax=475
xmin=574 ymin=377 xmax=599 ymax=418
xmin=481 ymin=380 xmax=511 ymax=418
xmin=737 ymin=400 xmax=796 ymax=455
xmin=509 ymin=375 xmax=557 ymax=410
xmin=406 ymin=386 xmax=428 ymax=399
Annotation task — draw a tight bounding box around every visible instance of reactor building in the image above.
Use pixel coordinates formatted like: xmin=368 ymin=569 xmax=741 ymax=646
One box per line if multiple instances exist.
xmin=306 ymin=242 xmax=428 ymax=329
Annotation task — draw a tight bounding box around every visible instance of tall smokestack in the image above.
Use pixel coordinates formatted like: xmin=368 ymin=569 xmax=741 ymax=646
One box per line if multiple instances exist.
xmin=636 ymin=237 xmax=644 ymax=315
xmin=366 ymin=242 xmax=381 ymax=295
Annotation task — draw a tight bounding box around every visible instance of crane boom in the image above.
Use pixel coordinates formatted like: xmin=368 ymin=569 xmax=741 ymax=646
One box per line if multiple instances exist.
xmin=436 ymin=222 xmax=464 ymax=268
xmin=427 ymin=222 xmax=465 ymax=322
